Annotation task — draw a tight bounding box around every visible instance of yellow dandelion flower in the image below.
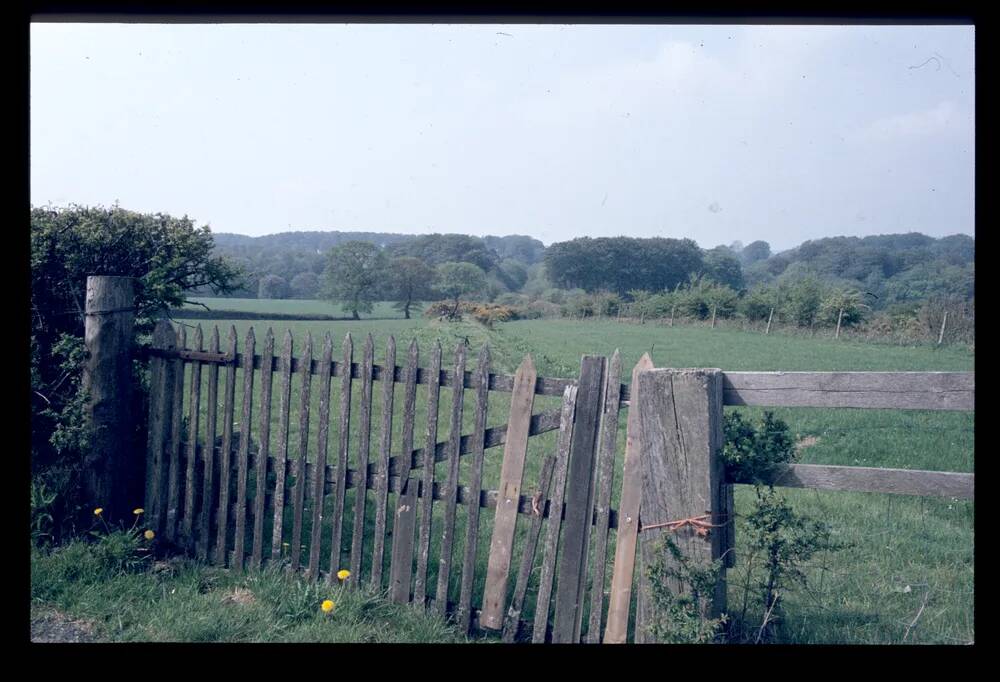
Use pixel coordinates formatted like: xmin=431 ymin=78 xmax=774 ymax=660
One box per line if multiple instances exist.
xmin=337 ymin=569 xmax=351 ymax=581
xmin=144 ymin=529 xmax=155 ymax=540
xmin=94 ymin=507 xmax=104 ymax=516
xmin=321 ymin=599 xmax=335 ymax=613
xmin=133 ymin=508 xmax=145 ymax=515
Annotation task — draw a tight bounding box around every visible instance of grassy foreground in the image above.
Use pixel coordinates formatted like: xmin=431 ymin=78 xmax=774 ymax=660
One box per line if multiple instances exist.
xmin=33 ymin=299 xmax=973 ymax=643
xmin=30 ymin=541 xmax=465 ymax=643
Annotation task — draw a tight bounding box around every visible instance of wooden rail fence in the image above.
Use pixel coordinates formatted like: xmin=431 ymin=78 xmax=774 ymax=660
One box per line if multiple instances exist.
xmin=136 ymin=317 xmax=974 ymax=643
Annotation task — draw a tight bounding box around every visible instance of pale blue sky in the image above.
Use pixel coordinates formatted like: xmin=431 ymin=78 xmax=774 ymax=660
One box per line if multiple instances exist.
xmin=30 ymin=23 xmax=974 ymax=250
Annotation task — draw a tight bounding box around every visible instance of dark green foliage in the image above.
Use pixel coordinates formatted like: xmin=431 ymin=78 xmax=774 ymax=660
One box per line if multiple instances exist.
xmin=388 ymin=233 xmax=499 ymax=272
xmin=721 ymin=411 xmax=797 ymax=484
xmin=741 ymin=240 xmax=772 ymax=265
xmin=435 ymin=261 xmax=487 ymax=319
xmin=289 ymin=271 xmax=321 ymax=299
xmin=257 ymin=274 xmax=290 ymax=299
xmin=385 ymin=256 xmax=436 ymax=319
xmin=703 ymin=246 xmax=746 ymax=291
xmin=31 ymin=204 xmax=241 ymax=539
xmin=646 ymin=537 xmax=728 ymax=643
xmin=544 ymin=236 xmax=705 ymax=295
xmin=322 ymin=241 xmax=388 ymax=319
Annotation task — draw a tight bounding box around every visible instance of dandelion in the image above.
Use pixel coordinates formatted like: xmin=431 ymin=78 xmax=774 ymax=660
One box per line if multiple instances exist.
xmin=337 ymin=569 xmax=351 ymax=581
xmin=144 ymin=529 xmax=155 ymax=540
xmin=321 ymin=599 xmax=335 ymax=613
xmin=94 ymin=507 xmax=104 ymax=516
xmin=133 ymin=508 xmax=144 ymax=515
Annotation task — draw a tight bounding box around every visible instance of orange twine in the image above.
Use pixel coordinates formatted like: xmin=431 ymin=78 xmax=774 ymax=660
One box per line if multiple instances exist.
xmin=639 ymin=513 xmax=725 ymax=537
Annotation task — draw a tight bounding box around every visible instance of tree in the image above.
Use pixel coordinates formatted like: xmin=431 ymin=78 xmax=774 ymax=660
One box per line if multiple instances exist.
xmin=258 ymin=274 xmax=290 ymax=299
xmin=741 ymin=240 xmax=771 ymax=265
xmin=31 ymin=204 xmax=241 ymax=537
xmin=819 ymin=289 xmax=868 ymax=327
xmin=702 ymin=246 xmax=745 ymax=291
xmin=323 ymin=241 xmax=388 ymax=320
xmin=782 ymin=277 xmax=824 ymax=327
xmin=385 ymin=256 xmax=436 ymax=319
xmin=289 ymin=271 xmax=321 ymax=299
xmin=435 ymin=262 xmax=486 ymax=320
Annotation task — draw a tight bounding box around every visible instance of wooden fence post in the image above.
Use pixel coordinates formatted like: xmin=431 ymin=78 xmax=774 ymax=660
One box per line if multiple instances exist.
xmin=82 ymin=276 xmax=137 ymax=523
xmin=938 ymin=311 xmax=948 ymax=345
xmin=552 ymin=355 xmax=606 ymax=643
xmin=146 ymin=319 xmax=176 ymax=534
xmin=634 ymin=368 xmax=728 ymax=643
xmin=710 ymin=305 xmax=717 ymax=329
xmin=765 ymin=307 xmax=774 ymax=335
xmin=835 ymin=308 xmax=844 ymax=339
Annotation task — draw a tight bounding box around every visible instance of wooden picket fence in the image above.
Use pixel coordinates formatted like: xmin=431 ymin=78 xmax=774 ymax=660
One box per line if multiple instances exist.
xmin=141 ymin=320 xmax=974 ymax=643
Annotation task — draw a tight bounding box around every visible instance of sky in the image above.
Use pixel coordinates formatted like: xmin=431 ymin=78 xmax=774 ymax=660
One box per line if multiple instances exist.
xmin=30 ymin=22 xmax=975 ymax=251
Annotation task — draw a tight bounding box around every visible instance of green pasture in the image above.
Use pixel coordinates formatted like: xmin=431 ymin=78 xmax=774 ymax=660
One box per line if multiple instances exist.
xmin=59 ymin=299 xmax=977 ymax=643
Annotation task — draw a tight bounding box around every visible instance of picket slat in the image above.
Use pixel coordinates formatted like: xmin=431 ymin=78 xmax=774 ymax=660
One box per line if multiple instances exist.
xmin=198 ymin=326 xmax=220 ymax=561
xmin=480 ymin=354 xmax=536 ymax=630
xmin=604 ymin=353 xmax=655 ymax=644
xmin=457 ymin=345 xmax=492 ymax=631
xmin=251 ymin=328 xmax=275 ymax=569
xmin=501 ymin=384 xmax=573 ymax=642
xmin=413 ymin=340 xmax=442 ymax=606
xmin=586 ymin=349 xmax=622 ymax=643
xmin=146 ymin=321 xmax=176 ymax=537
xmin=349 ymin=334 xmax=376 ymax=584
xmin=166 ymin=327 xmax=186 ymax=543
xmin=233 ymin=328 xmax=256 ymax=570
xmin=389 ymin=339 xmax=420 ymax=603
xmin=270 ymin=331 xmax=294 ymax=563
xmin=532 ymin=385 xmax=578 ymax=643
xmin=553 ymin=355 xmax=606 ymax=643
xmin=327 ymin=333 xmax=353 ymax=584
xmin=435 ymin=342 xmax=467 ymax=617
xmin=290 ymin=332 xmax=313 ymax=573
xmin=215 ymin=326 xmax=238 ymax=566
xmin=371 ymin=336 xmax=397 ymax=589
xmin=182 ymin=325 xmax=203 ymax=550
xmin=307 ymin=333 xmax=334 ymax=582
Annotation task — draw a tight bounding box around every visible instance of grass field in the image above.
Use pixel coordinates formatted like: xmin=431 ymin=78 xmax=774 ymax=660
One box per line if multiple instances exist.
xmin=34 ymin=298 xmax=974 ymax=643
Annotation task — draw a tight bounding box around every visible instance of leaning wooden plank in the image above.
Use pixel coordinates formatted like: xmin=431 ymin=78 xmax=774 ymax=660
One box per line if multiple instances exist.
xmin=165 ymin=326 xmax=187 ymax=543
xmin=269 ymin=331 xmax=294 ymax=563
xmin=435 ymin=342 xmax=467 ymax=617
xmin=722 ymin=371 xmax=974 ymax=411
xmin=389 ymin=339 xmax=420 ymax=602
xmin=307 ymin=333 xmax=335 ymax=582
xmin=146 ymin=320 xmax=176 ymax=537
xmin=371 ymin=336 xmax=397 ymax=590
xmin=326 ymin=333 xmax=353 ymax=585
xmin=752 ymin=463 xmax=975 ymax=500
xmin=290 ymin=332 xmax=314 ymax=573
xmin=586 ymin=349 xmax=623 ymax=643
xmin=457 ymin=345 xmax=493 ymax=631
xmin=480 ymin=353 xmax=536 ymax=630
xmin=531 ymin=385 xmax=578 ymax=643
xmin=413 ymin=340 xmax=442 ymax=606
xmin=181 ymin=325 xmax=203 ymax=551
xmin=552 ymin=355 xmax=606 ymax=643
xmin=198 ymin=326 xmax=220 ymax=561
xmin=604 ymin=352 xmax=654 ymax=644
xmin=250 ymin=328 xmax=275 ymax=570
xmin=214 ymin=326 xmax=238 ymax=566
xmin=232 ymin=328 xmax=256 ymax=570
xmin=501 ymin=382 xmax=567 ymax=641
xmin=349 ymin=334 xmax=376 ymax=584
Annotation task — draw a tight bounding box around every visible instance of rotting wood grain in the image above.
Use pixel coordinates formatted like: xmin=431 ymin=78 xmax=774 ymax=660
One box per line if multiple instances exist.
xmin=198 ymin=326 xmax=220 ymax=561
xmin=532 ymin=385 xmax=577 ymax=643
xmin=435 ymin=342 xmax=467 ymax=617
xmin=181 ymin=325 xmax=203 ymax=551
xmin=604 ymin=352 xmax=654 ymax=644
xmin=389 ymin=339 xmax=419 ymax=602
xmin=457 ymin=345 xmax=492 ymax=631
xmin=214 ymin=326 xmax=237 ymax=566
xmin=250 ymin=328 xmax=275 ymax=569
xmin=327 ymin=333 xmax=353 ymax=584
xmin=289 ymin=332 xmax=313 ymax=573
xmin=413 ymin=340 xmax=442 ymax=606
xmin=232 ymin=327 xmax=256 ymax=570
xmin=307 ymin=333 xmax=334 ymax=582
xmin=371 ymin=337 xmax=397 ymax=589
xmin=269 ymin=331 xmax=294 ymax=563
xmin=165 ymin=326 xmax=186 ymax=543
xmin=480 ymin=353 xmax=536 ymax=630
xmin=349 ymin=334 xmax=376 ymax=585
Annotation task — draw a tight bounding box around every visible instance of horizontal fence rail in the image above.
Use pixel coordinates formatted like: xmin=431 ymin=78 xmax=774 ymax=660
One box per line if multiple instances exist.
xmin=143 ymin=346 xmax=974 ymax=413
xmin=745 ymin=463 xmax=975 ymax=500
